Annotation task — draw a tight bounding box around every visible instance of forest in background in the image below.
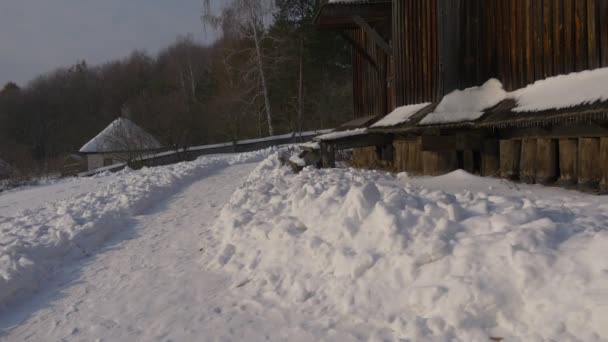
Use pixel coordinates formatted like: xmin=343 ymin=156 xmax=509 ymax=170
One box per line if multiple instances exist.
xmin=0 ymin=0 xmax=353 ymax=176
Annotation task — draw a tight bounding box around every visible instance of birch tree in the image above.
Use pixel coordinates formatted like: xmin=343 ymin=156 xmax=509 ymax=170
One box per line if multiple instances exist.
xmin=203 ymin=0 xmax=276 ymax=136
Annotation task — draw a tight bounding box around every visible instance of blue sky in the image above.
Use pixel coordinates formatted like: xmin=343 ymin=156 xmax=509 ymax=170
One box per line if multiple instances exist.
xmin=0 ymin=0 xmax=220 ymax=86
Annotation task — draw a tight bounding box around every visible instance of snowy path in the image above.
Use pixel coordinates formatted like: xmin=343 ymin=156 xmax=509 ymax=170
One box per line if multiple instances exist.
xmin=0 ymin=163 xmax=257 ymax=342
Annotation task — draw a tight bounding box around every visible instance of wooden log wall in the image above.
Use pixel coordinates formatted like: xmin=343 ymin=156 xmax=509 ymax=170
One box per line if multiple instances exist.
xmin=520 ymin=139 xmax=538 ymax=183
xmin=500 ymin=140 xmax=522 ymax=179
xmin=600 ymin=138 xmax=608 ymax=192
xmin=394 ymin=139 xmax=423 ymax=174
xmin=558 ymin=138 xmax=578 ymax=186
xmin=578 ymin=137 xmax=601 ymax=188
xmin=352 ymin=147 xmax=393 ymax=170
xmin=536 ymin=138 xmax=559 ymax=184
xmin=392 ymin=0 xmax=440 ymax=106
xmin=422 ymin=151 xmax=458 ymax=176
xmin=349 ymin=29 xmax=390 ymax=118
xmin=481 ymin=140 xmax=500 ymax=177
xmin=462 ymin=0 xmax=608 ymax=91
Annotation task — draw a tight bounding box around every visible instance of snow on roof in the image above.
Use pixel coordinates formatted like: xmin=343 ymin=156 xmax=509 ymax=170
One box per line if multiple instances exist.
xmin=371 ymin=103 xmax=431 ymax=128
xmin=315 ymin=128 xmax=368 ymax=141
xmin=80 ymin=118 xmax=162 ymax=153
xmin=419 ymin=79 xmax=507 ymax=125
xmin=511 ymin=67 xmax=608 ymax=112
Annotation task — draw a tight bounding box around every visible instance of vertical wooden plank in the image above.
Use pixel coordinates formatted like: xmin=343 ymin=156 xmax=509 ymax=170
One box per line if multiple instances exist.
xmin=563 ymin=0 xmax=574 ymax=72
xmin=575 ymin=0 xmax=588 ymax=71
xmin=500 ymin=139 xmax=522 ymax=179
xmin=553 ymin=0 xmax=563 ymax=75
xmin=534 ymin=0 xmax=545 ymax=81
xmin=504 ymin=0 xmax=514 ymax=90
xmin=600 ymin=137 xmax=608 ymax=192
xmin=520 ymin=138 xmax=537 ymax=184
xmin=481 ymin=139 xmax=500 ymax=177
xmin=600 ymin=0 xmax=608 ymax=67
xmin=587 ymin=0 xmax=599 ymax=69
xmin=536 ymin=138 xmax=558 ymax=184
xmin=510 ymin=0 xmax=519 ymax=88
xmin=578 ymin=137 xmax=601 ymax=189
xmin=558 ymin=138 xmax=578 ymax=186
xmin=543 ymin=0 xmax=554 ymax=77
xmin=524 ymin=0 xmax=534 ymax=84
xmin=516 ymin=0 xmax=525 ymax=88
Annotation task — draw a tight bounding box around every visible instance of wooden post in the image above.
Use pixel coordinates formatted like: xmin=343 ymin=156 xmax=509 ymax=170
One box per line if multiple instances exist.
xmin=558 ymin=138 xmax=578 ymax=186
xmin=394 ymin=141 xmax=408 ymax=172
xmin=499 ymin=139 xmax=521 ymax=180
xmin=601 ymin=138 xmax=608 ymax=193
xmin=463 ymin=151 xmax=475 ymax=173
xmin=578 ymin=138 xmax=601 ymax=190
xmin=536 ymin=138 xmax=558 ymax=184
xmin=407 ymin=139 xmax=423 ymax=174
xmin=481 ymin=139 xmax=500 ymax=177
xmin=422 ymin=151 xmax=458 ymax=176
xmin=520 ymin=139 xmax=537 ymax=184
xmin=320 ymin=142 xmax=335 ymax=168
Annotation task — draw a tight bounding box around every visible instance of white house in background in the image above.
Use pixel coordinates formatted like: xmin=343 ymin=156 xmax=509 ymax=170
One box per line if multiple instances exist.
xmin=79 ymin=118 xmax=163 ymax=171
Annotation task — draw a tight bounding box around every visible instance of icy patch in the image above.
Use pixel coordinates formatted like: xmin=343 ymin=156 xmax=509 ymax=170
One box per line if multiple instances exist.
xmin=210 ymin=154 xmax=608 ymax=340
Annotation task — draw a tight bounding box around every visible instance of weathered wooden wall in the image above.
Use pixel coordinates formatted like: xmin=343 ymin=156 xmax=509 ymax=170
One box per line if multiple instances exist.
xmin=391 ymin=0 xmax=608 ymax=105
xmin=558 ymin=138 xmax=578 ymax=185
xmin=461 ymin=0 xmax=608 ymax=91
xmin=392 ymin=0 xmax=440 ymax=106
xmin=349 ymin=28 xmax=390 ymax=117
xmin=352 ymin=147 xmax=393 ymax=170
xmin=393 ymin=139 xmax=423 ymax=174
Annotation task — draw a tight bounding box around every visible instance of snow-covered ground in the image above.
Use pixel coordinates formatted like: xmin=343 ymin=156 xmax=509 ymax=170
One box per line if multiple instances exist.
xmin=1 ymin=151 xmax=607 ymax=341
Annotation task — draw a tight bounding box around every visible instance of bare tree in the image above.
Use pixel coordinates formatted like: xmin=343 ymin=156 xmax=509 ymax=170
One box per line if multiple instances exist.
xmin=203 ymin=0 xmax=276 ymax=136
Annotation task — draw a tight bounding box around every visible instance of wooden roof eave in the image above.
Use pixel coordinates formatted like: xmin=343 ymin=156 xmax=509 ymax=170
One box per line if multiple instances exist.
xmin=313 ymin=1 xmax=392 ymax=31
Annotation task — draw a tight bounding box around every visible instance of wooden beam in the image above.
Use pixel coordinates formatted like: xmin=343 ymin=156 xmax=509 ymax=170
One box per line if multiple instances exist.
xmin=352 ymin=15 xmax=393 ymax=56
xmin=338 ymin=32 xmax=379 ymax=70
xmin=420 ymin=135 xmax=484 ymax=151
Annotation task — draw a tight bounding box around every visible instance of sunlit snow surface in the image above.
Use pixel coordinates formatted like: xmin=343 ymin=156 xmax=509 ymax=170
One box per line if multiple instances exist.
xmin=1 ymin=151 xmax=607 ymax=341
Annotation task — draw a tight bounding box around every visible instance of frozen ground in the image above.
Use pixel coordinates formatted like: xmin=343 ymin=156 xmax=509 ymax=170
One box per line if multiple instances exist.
xmin=1 ymin=151 xmax=607 ymax=341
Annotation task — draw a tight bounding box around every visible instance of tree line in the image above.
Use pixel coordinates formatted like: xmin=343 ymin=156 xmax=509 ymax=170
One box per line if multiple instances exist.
xmin=0 ymin=0 xmax=353 ymax=176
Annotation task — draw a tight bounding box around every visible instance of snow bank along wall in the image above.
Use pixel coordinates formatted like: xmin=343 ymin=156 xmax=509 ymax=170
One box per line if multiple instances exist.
xmin=315 ymin=0 xmax=608 ymax=192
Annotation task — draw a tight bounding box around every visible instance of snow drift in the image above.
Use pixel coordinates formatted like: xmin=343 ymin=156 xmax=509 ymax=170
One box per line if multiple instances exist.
xmin=0 ymin=149 xmax=276 ymax=310
xmin=211 ymin=154 xmax=608 ymax=341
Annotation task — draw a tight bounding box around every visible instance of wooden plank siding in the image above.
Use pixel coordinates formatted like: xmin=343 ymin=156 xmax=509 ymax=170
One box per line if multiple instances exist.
xmin=343 ymin=0 xmax=608 ymax=119
xmin=349 ymin=28 xmax=390 ymax=118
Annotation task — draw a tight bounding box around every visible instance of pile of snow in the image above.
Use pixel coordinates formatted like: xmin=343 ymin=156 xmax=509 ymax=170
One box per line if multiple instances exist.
xmin=79 ymin=118 xmax=162 ymax=153
xmin=512 ymin=67 xmax=608 ymax=112
xmin=210 ymin=154 xmax=608 ymax=340
xmin=420 ymin=79 xmax=507 ymax=125
xmin=371 ymin=103 xmax=431 ymax=128
xmin=315 ymin=128 xmax=367 ymax=141
xmin=0 ymin=148 xmax=277 ymax=309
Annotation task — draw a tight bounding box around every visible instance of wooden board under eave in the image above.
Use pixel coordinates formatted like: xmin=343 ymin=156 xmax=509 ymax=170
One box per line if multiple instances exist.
xmin=600 ymin=137 xmax=608 ymax=192
xmin=578 ymin=137 xmax=601 ymax=189
xmin=422 ymin=150 xmax=458 ymax=176
xmin=481 ymin=140 xmax=500 ymax=177
xmin=500 ymin=140 xmax=522 ymax=180
xmin=536 ymin=138 xmax=559 ymax=184
xmin=558 ymin=138 xmax=578 ymax=186
xmin=520 ymin=138 xmax=538 ymax=184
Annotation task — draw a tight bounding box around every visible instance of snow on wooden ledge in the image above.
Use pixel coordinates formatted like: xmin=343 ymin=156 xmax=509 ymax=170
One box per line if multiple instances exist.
xmin=512 ymin=67 xmax=608 ymax=112
xmin=371 ymin=103 xmax=431 ymax=128
xmin=315 ymin=128 xmax=368 ymax=141
xmin=420 ymin=79 xmax=507 ymax=125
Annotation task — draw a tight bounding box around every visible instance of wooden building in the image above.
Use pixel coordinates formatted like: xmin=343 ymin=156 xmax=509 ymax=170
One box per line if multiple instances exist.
xmin=314 ymin=0 xmax=608 ymax=192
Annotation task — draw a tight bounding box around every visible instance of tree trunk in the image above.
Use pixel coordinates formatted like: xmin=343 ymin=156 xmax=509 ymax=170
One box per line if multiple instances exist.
xmin=250 ymin=14 xmax=274 ymax=136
